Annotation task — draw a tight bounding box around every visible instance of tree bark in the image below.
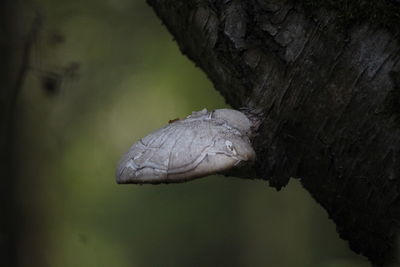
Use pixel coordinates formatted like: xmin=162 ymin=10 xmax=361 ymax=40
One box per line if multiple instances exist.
xmin=147 ymin=0 xmax=400 ymax=265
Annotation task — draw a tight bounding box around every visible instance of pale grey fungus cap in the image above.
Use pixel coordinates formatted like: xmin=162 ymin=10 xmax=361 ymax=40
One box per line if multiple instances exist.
xmin=116 ymin=108 xmax=256 ymax=184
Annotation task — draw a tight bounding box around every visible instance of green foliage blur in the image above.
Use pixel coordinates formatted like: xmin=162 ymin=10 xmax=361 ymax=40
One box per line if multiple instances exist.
xmin=16 ymin=0 xmax=368 ymax=266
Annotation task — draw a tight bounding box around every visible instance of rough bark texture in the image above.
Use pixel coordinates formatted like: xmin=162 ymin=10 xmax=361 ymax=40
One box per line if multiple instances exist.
xmin=147 ymin=0 xmax=400 ymax=265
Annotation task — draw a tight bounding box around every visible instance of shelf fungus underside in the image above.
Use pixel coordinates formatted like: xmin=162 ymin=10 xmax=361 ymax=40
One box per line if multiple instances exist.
xmin=116 ymin=108 xmax=256 ymax=184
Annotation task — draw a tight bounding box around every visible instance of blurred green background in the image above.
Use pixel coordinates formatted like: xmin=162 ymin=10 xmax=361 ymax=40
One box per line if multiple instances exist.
xmin=15 ymin=0 xmax=368 ymax=266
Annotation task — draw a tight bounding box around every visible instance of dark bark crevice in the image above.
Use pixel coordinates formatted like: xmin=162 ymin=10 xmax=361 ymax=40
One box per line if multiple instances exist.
xmin=147 ymin=0 xmax=400 ymax=265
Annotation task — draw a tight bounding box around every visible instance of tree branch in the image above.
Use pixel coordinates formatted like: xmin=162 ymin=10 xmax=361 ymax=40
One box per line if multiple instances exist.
xmin=147 ymin=0 xmax=400 ymax=265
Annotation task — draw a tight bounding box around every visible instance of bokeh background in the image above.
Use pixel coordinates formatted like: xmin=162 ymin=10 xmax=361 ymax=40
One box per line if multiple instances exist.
xmin=14 ymin=0 xmax=369 ymax=266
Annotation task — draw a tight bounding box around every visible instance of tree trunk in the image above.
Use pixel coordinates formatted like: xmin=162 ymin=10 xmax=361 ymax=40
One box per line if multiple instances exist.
xmin=0 ymin=1 xmax=41 ymax=266
xmin=0 ymin=1 xmax=20 ymax=266
xmin=147 ymin=0 xmax=400 ymax=265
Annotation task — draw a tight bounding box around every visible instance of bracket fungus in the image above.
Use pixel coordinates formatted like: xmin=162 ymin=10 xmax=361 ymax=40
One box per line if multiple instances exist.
xmin=116 ymin=108 xmax=257 ymax=184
